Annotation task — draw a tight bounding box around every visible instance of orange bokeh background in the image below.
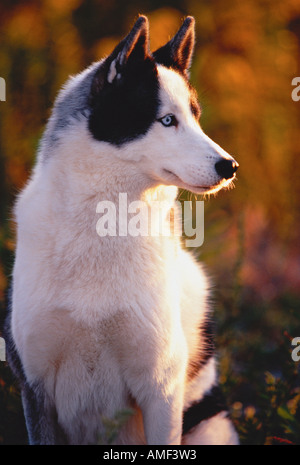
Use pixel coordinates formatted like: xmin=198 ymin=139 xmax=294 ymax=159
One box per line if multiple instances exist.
xmin=0 ymin=0 xmax=300 ymax=445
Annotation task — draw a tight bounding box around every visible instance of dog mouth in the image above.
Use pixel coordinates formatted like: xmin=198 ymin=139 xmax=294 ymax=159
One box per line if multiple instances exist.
xmin=161 ymin=169 xmax=235 ymax=194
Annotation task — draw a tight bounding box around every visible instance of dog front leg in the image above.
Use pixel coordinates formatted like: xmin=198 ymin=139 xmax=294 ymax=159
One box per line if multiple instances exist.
xmin=142 ymin=380 xmax=186 ymax=445
xmin=126 ymin=342 xmax=188 ymax=445
xmin=121 ymin=320 xmax=188 ymax=445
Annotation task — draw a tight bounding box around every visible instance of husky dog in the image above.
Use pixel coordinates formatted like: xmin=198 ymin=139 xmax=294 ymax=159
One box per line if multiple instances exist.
xmin=5 ymin=16 xmax=239 ymax=445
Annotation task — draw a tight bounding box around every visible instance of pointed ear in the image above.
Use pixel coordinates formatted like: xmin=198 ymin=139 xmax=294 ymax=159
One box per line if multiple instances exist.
xmin=93 ymin=15 xmax=150 ymax=92
xmin=153 ymin=16 xmax=195 ymax=75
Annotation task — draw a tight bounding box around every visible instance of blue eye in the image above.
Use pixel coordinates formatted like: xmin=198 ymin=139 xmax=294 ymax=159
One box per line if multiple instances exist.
xmin=159 ymin=114 xmax=178 ymax=127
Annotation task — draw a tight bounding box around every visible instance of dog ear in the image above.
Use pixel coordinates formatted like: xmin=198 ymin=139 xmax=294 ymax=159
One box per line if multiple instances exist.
xmin=92 ymin=15 xmax=150 ymax=94
xmin=153 ymin=16 xmax=195 ymax=75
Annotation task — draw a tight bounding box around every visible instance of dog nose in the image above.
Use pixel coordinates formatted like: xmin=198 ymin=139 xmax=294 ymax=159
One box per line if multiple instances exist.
xmin=215 ymin=158 xmax=239 ymax=180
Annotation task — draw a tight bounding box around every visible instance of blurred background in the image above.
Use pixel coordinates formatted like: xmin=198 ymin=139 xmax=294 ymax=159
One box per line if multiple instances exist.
xmin=0 ymin=0 xmax=300 ymax=445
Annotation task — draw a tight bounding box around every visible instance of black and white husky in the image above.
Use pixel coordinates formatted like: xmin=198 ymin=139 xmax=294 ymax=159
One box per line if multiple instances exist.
xmin=5 ymin=15 xmax=239 ymax=445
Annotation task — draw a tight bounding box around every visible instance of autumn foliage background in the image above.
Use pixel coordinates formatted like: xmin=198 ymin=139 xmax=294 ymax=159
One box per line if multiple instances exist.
xmin=0 ymin=0 xmax=300 ymax=445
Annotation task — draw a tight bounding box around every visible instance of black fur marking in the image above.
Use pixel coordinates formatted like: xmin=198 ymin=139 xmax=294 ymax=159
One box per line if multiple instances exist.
xmin=183 ymin=385 xmax=228 ymax=435
xmin=88 ymin=57 xmax=159 ymax=146
xmin=187 ymin=316 xmax=215 ymax=381
xmin=3 ymin=284 xmax=26 ymax=387
xmin=88 ymin=16 xmax=160 ymax=146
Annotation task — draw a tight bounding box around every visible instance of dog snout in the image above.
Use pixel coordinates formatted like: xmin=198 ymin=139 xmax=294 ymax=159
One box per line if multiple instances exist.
xmin=215 ymin=158 xmax=239 ymax=180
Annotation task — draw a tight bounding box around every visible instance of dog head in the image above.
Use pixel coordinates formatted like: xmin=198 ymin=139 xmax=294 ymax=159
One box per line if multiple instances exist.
xmin=44 ymin=16 xmax=238 ymax=196
xmin=87 ymin=15 xmax=238 ymax=195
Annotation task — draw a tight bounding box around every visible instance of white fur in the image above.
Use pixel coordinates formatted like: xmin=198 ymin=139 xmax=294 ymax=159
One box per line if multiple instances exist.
xmin=11 ymin=64 xmax=238 ymax=445
xmin=182 ymin=412 xmax=240 ymax=446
